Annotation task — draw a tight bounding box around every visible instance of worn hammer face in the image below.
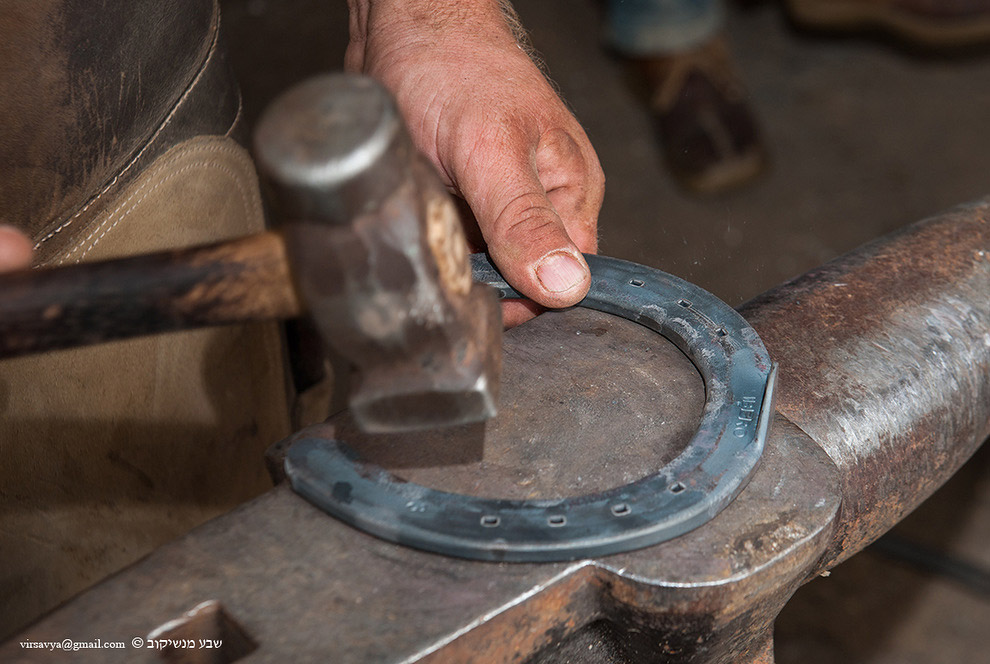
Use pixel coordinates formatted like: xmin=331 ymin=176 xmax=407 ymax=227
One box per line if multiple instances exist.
xmin=254 ymin=74 xmax=501 ymax=433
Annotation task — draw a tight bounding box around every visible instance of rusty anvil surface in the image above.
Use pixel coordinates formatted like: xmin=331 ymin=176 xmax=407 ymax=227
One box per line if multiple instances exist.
xmin=5 ymin=202 xmax=989 ymax=663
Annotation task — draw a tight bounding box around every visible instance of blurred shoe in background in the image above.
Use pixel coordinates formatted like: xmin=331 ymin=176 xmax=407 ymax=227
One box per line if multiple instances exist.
xmin=607 ymin=0 xmax=767 ymax=194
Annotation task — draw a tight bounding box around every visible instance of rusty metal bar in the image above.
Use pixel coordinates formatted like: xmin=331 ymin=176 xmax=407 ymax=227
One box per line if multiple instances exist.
xmin=740 ymin=198 xmax=990 ymax=570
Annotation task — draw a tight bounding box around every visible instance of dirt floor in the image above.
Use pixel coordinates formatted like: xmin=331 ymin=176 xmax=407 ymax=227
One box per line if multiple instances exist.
xmin=221 ymin=0 xmax=988 ymax=661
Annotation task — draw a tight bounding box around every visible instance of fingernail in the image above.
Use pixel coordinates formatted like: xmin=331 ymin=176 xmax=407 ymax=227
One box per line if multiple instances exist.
xmin=536 ymin=252 xmax=588 ymax=293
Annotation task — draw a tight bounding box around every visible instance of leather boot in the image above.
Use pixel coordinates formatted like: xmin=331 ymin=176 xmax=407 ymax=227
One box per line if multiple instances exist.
xmin=0 ymin=0 xmax=291 ymax=637
xmin=634 ymin=36 xmax=767 ymax=195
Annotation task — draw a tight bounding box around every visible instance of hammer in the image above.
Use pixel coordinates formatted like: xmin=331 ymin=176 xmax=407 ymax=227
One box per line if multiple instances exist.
xmin=0 ymin=74 xmax=502 ymax=433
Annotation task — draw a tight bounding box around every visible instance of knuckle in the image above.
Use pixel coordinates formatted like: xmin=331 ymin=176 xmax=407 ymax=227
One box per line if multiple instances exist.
xmin=501 ymin=209 xmax=563 ymax=247
xmin=494 ymin=192 xmax=560 ymax=237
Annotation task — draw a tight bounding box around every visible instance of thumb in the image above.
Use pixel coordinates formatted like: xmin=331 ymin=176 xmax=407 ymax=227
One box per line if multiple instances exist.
xmin=464 ymin=148 xmax=591 ymax=310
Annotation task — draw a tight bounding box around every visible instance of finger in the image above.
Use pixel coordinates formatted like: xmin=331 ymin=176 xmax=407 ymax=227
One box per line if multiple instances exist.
xmin=0 ymin=225 xmax=33 ymax=273
xmin=501 ymin=299 xmax=544 ymax=329
xmin=459 ymin=128 xmax=592 ymax=310
xmin=491 ymin=193 xmax=591 ymax=310
xmin=537 ymin=128 xmax=603 ymax=255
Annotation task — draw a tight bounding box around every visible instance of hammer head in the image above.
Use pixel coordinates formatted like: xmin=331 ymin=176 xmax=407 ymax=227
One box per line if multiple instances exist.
xmin=254 ymin=74 xmax=501 ymax=433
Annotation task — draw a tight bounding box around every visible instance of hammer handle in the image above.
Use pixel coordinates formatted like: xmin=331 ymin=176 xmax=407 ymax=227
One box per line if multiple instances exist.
xmin=0 ymin=230 xmax=301 ymax=359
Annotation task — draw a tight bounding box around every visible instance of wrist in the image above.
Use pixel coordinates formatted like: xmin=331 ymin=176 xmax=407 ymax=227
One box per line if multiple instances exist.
xmin=346 ymin=0 xmax=521 ymax=71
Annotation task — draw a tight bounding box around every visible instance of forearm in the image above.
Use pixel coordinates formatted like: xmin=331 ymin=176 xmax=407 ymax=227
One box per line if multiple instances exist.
xmin=347 ymin=1 xmax=519 ymax=53
xmin=345 ymin=0 xmax=522 ymax=71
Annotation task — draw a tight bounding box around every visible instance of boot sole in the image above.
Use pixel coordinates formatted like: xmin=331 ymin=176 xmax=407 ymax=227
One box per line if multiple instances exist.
xmin=678 ymin=148 xmax=768 ymax=196
xmin=786 ymin=0 xmax=990 ymax=47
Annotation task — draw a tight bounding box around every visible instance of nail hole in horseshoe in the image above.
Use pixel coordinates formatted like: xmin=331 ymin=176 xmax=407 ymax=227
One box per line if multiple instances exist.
xmin=611 ymin=503 xmax=631 ymax=516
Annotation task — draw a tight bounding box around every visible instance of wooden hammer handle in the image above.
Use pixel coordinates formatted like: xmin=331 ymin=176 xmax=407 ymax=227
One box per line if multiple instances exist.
xmin=0 ymin=230 xmax=302 ymax=359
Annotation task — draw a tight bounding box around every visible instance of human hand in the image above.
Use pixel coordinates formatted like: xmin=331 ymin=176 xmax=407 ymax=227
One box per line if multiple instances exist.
xmin=0 ymin=225 xmax=32 ymax=273
xmin=345 ymin=0 xmax=604 ymax=326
